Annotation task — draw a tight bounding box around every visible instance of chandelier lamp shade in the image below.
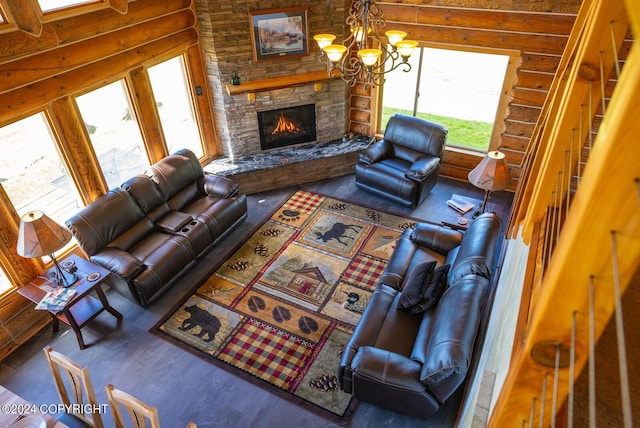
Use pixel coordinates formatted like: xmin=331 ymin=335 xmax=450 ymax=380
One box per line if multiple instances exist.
xmin=16 ymin=210 xmax=77 ymax=287
xmin=313 ymin=0 xmax=418 ymax=87
xmin=468 ymin=151 xmax=511 ymax=217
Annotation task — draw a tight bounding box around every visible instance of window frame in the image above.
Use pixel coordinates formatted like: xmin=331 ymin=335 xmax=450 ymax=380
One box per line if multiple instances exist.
xmin=376 ymin=43 xmax=521 ymax=155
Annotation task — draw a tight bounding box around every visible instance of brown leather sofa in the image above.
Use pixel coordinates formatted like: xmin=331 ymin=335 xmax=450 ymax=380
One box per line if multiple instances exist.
xmin=355 ymin=114 xmax=447 ymax=208
xmin=339 ymin=213 xmax=501 ymax=418
xmin=66 ymin=149 xmax=247 ymax=307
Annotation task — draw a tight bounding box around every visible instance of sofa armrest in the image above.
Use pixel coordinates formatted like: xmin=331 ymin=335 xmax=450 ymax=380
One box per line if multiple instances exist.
xmin=203 ymin=174 xmax=239 ymax=198
xmin=351 ymin=346 xmax=425 ymax=392
xmin=405 ymin=156 xmax=440 ymax=181
xmin=340 ymin=284 xmax=398 ymax=391
xmin=91 ymin=248 xmax=144 ymax=280
xmin=358 ymin=140 xmax=393 ymax=164
xmin=410 ymin=222 xmax=463 ymax=255
xmin=379 ymin=229 xmax=416 ymax=290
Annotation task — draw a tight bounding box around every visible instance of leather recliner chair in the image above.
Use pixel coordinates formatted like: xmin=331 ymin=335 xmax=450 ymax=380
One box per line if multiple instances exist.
xmin=339 ymin=213 xmax=501 ymax=418
xmin=355 ymin=114 xmax=447 ymax=208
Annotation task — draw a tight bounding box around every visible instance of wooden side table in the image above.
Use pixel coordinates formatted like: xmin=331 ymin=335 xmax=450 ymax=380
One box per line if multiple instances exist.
xmin=18 ymin=254 xmax=122 ymax=350
xmin=441 ymin=194 xmax=504 ymax=231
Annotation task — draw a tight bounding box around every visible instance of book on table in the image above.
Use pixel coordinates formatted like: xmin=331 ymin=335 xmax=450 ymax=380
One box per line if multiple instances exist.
xmin=36 ymin=287 xmax=77 ymax=311
xmin=446 ymin=195 xmax=476 ymax=214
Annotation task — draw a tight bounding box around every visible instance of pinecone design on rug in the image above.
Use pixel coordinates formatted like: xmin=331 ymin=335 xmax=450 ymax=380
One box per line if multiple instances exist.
xmin=227 ymin=260 xmax=250 ymax=271
xmin=309 ymin=374 xmax=340 ymax=392
xmin=327 ymin=202 xmax=348 ymax=211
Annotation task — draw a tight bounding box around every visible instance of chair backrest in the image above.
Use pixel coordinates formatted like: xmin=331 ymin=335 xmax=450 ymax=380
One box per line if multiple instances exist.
xmin=43 ymin=346 xmax=104 ymax=428
xmin=384 ymin=114 xmax=448 ymax=159
xmin=105 ymin=384 xmax=160 ymax=428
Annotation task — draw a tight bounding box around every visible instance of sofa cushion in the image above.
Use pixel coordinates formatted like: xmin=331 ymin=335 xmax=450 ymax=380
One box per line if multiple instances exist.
xmin=408 ymin=264 xmax=450 ymax=315
xmin=66 ymin=188 xmax=146 ymax=256
xmin=121 ymin=175 xmax=168 ymax=218
xmin=420 ymin=276 xmax=488 ymax=404
xmin=146 ymin=152 xmax=202 ymax=201
xmin=397 ymin=261 xmax=437 ymax=311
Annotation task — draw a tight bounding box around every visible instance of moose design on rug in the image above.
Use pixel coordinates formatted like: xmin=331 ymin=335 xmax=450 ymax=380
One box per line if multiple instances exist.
xmin=300 ymin=211 xmax=370 ymax=258
xmin=315 ymin=222 xmax=363 ymax=246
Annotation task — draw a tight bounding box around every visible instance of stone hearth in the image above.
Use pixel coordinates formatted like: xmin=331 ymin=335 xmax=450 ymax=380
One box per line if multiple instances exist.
xmin=204 ymin=138 xmax=370 ymax=194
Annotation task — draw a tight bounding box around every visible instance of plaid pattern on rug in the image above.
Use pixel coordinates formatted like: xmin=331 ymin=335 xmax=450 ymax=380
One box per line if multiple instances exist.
xmin=154 ymin=190 xmax=416 ymax=420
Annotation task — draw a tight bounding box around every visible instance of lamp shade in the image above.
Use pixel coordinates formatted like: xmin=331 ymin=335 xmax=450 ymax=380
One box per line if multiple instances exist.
xmin=396 ymin=40 xmax=418 ymax=58
xmin=358 ymin=49 xmax=382 ymax=66
xmin=385 ymin=30 xmax=406 ymax=46
xmin=313 ymin=33 xmax=336 ymax=49
xmin=468 ymin=151 xmax=511 ymax=191
xmin=16 ymin=210 xmax=72 ymax=258
xmin=323 ymin=44 xmax=347 ymax=63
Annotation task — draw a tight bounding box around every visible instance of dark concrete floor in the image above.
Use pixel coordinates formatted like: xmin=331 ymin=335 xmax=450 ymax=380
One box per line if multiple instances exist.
xmin=0 ymin=174 xmax=512 ymax=428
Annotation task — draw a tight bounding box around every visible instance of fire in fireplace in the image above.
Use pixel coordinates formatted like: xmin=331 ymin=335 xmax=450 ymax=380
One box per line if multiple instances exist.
xmin=257 ymin=104 xmax=316 ymax=150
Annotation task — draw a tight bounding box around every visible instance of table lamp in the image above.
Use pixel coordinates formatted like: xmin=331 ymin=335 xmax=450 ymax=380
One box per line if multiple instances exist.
xmin=468 ymin=151 xmax=511 ymax=218
xmin=16 ymin=210 xmax=77 ymax=287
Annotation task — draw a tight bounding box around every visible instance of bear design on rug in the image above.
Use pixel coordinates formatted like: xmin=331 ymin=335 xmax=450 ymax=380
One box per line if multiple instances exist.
xmin=180 ymin=304 xmax=221 ymax=342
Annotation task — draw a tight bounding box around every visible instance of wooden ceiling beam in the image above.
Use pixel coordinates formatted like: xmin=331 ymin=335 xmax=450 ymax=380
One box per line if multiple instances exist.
xmin=3 ymin=0 xmax=42 ymax=36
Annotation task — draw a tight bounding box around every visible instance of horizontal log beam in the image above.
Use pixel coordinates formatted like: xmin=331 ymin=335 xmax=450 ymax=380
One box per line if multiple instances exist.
xmin=0 ymin=23 xmax=57 ymax=62
xmin=0 ymin=29 xmax=197 ymax=122
xmin=0 ymin=10 xmax=194 ymax=93
xmin=401 ymin=23 xmax=569 ymax=56
xmin=52 ymin=0 xmax=190 ymax=45
xmin=516 ymin=69 xmax=554 ymax=91
xmin=384 ymin=5 xmax=576 ymax=36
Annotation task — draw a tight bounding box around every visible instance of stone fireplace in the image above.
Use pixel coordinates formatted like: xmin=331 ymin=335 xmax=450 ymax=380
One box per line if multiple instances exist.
xmin=193 ymin=0 xmax=353 ymax=160
xmin=257 ymin=104 xmax=317 ymax=151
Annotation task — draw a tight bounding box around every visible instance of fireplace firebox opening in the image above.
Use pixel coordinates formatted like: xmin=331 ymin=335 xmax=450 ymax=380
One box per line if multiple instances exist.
xmin=258 ymin=104 xmax=317 ymax=151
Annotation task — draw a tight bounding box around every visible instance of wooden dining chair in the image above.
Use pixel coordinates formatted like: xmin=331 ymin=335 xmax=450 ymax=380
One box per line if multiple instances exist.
xmin=105 ymin=384 xmax=161 ymax=428
xmin=43 ymin=346 xmax=104 ymax=428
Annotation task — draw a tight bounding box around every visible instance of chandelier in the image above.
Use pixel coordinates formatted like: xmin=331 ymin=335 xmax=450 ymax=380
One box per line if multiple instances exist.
xmin=313 ymin=0 xmax=418 ymax=88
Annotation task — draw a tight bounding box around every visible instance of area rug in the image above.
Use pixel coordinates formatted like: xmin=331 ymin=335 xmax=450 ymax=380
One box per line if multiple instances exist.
xmin=153 ymin=189 xmax=418 ymax=421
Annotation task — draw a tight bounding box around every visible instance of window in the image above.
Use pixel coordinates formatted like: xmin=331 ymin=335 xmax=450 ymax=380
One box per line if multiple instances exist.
xmin=0 ymin=113 xmax=82 ymax=225
xmin=0 ymin=265 xmax=11 ymax=296
xmin=147 ymin=56 xmax=204 ymax=158
xmin=75 ymin=80 xmax=149 ymax=189
xmin=381 ymin=47 xmax=510 ymax=152
xmin=38 ymin=0 xmax=97 ymax=12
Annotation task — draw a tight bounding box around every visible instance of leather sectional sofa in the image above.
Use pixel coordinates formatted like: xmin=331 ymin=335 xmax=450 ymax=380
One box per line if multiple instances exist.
xmin=339 ymin=212 xmax=501 ymax=418
xmin=66 ymin=149 xmax=247 ymax=307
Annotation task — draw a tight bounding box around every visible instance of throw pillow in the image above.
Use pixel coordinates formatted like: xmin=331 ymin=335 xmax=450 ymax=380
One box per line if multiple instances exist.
xmin=397 ymin=261 xmax=437 ymax=310
xmin=408 ymin=264 xmax=451 ymax=315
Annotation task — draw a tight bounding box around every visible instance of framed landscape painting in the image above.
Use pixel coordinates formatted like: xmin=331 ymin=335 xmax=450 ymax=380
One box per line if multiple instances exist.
xmin=249 ymin=7 xmax=309 ymax=62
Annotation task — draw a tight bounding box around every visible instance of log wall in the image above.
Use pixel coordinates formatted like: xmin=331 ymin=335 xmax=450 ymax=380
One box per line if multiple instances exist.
xmin=348 ymin=1 xmax=582 ymax=186
xmin=0 ymin=0 xmax=212 ymax=360
xmin=0 ymin=0 xmax=584 ymax=359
